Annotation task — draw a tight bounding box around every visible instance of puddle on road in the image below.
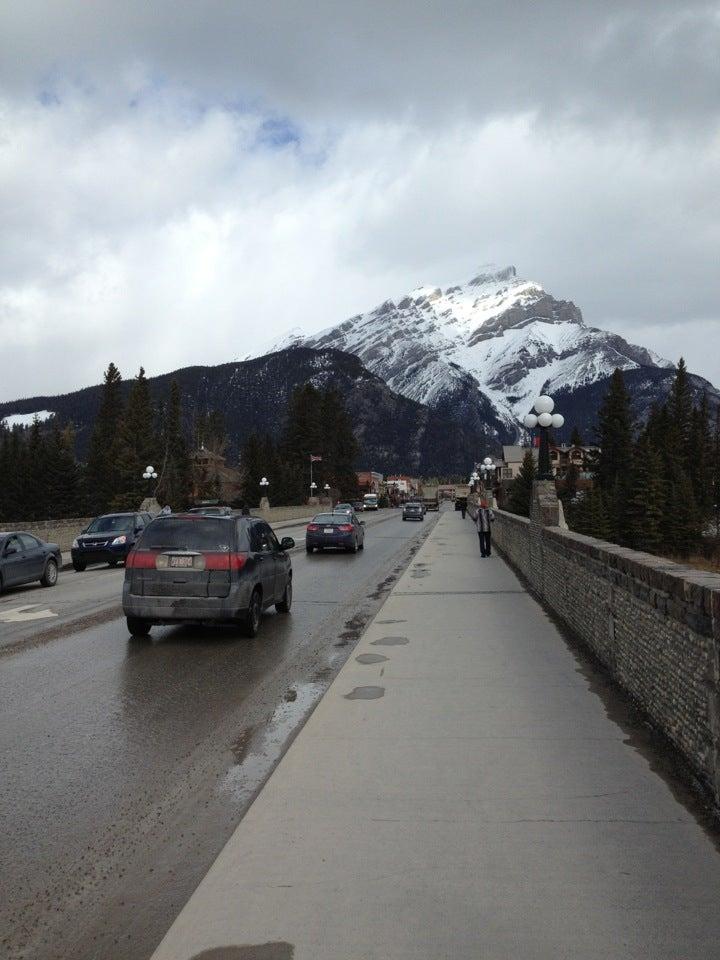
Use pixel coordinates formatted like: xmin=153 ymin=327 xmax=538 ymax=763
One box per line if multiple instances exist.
xmin=344 ymin=686 xmax=385 ymax=700
xmin=371 ymin=636 xmax=409 ymax=646
xmin=356 ymin=653 xmax=388 ymax=664
xmin=220 ymin=681 xmax=325 ymax=804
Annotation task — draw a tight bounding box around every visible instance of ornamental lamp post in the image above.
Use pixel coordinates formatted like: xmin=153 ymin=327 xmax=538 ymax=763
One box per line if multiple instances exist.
xmin=142 ymin=465 xmax=158 ymax=492
xmin=470 ymin=471 xmax=480 ymax=492
xmin=523 ymin=395 xmax=565 ymax=481
xmin=323 ymin=482 xmax=331 ymax=505
xmin=479 ymin=456 xmax=495 ymax=488
xmin=259 ymin=476 xmax=270 ymax=510
xmin=309 ymin=480 xmax=317 ymax=501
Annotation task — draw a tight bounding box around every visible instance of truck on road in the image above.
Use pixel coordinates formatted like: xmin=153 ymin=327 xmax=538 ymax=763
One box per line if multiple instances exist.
xmin=421 ymin=484 xmax=439 ymax=511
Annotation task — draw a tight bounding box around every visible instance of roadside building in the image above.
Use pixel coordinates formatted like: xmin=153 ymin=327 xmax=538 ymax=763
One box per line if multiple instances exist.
xmin=191 ymin=447 xmax=241 ymax=504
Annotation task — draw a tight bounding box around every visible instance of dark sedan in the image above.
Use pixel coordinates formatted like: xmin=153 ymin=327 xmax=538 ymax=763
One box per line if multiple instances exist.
xmin=402 ymin=502 xmax=424 ymax=521
xmin=0 ymin=532 xmax=61 ymax=593
xmin=306 ymin=513 xmax=365 ymax=553
xmin=71 ymin=512 xmax=153 ymax=571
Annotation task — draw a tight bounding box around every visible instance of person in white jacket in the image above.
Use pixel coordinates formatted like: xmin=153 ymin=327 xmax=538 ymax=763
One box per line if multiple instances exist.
xmin=476 ymin=499 xmax=495 ymax=557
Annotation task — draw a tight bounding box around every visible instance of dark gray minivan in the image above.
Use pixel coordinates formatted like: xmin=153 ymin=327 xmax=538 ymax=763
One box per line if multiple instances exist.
xmin=122 ymin=514 xmax=294 ymax=638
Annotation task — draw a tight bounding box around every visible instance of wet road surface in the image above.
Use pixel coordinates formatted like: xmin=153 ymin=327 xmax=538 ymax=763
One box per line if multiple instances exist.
xmin=0 ymin=509 xmax=436 ymax=960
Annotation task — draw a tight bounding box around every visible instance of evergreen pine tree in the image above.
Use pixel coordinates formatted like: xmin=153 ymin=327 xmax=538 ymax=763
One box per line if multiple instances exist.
xmin=595 ymin=368 xmax=633 ymax=542
xmin=240 ymin=433 xmax=265 ymax=507
xmin=115 ymin=367 xmax=157 ymax=507
xmin=626 ymin=436 xmax=663 ymax=553
xmin=156 ymin=380 xmax=191 ymax=510
xmin=45 ymin=423 xmax=82 ymax=518
xmin=507 ymin=451 xmax=536 ymax=517
xmin=320 ymin=388 xmax=359 ymax=498
xmin=85 ymin=363 xmax=125 ymax=513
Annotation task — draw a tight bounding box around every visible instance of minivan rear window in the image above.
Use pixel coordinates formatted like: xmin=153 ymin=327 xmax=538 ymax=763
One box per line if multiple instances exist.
xmin=139 ymin=518 xmax=234 ymax=552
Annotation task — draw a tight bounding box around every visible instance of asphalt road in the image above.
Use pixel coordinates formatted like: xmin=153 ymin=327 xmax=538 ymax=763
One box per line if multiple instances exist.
xmin=0 ymin=508 xmax=438 ymax=960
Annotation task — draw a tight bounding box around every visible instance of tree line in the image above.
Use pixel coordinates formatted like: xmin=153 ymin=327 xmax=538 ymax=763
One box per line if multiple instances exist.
xmin=0 ymin=364 xmax=194 ymax=520
xmin=505 ymin=359 xmax=720 ymax=560
xmin=240 ymin=383 xmax=359 ymax=506
xmin=0 ymin=367 xmax=361 ymax=521
xmin=569 ymin=360 xmax=719 ymax=558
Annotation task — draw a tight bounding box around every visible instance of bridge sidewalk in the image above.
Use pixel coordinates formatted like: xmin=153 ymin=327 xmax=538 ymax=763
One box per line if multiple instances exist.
xmin=152 ymin=509 xmax=720 ymax=960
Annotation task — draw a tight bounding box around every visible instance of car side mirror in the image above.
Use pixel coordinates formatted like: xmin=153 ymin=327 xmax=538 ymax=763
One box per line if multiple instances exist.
xmin=280 ymin=537 xmax=295 ymax=551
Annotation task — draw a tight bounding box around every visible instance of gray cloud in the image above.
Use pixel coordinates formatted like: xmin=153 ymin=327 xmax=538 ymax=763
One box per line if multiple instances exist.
xmin=0 ymin=1 xmax=718 ymax=400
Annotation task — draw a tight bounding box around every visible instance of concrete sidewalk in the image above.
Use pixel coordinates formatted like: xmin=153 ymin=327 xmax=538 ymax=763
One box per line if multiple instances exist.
xmin=152 ymin=510 xmax=720 ymax=960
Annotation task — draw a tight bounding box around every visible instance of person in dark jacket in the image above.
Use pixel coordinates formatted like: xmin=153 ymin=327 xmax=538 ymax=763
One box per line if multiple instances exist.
xmin=476 ymin=499 xmax=495 ymax=557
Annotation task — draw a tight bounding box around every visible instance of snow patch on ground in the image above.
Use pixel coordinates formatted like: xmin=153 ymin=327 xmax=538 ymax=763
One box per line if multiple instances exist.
xmin=2 ymin=411 xmax=55 ymax=429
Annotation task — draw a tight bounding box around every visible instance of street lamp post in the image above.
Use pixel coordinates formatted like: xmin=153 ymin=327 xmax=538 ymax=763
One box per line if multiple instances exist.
xmin=309 ymin=480 xmax=317 ymax=501
xmin=323 ymin=482 xmax=331 ymax=506
xmin=523 ymin=395 xmax=565 ymax=481
xmin=470 ymin=471 xmax=479 ymax=493
xmin=479 ymin=456 xmax=494 ymax=489
xmin=259 ymin=476 xmax=270 ymax=511
xmin=142 ymin=465 xmax=158 ymax=494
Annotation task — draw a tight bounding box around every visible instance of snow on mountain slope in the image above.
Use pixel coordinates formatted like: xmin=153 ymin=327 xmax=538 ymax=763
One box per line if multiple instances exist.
xmin=261 ymin=265 xmax=673 ymax=439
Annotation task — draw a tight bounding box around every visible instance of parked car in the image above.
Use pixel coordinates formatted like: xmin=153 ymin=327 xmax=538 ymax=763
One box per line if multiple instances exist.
xmin=402 ymin=502 xmax=424 ymax=521
xmin=306 ymin=513 xmax=365 ymax=553
xmin=71 ymin=512 xmax=153 ymax=570
xmin=0 ymin=532 xmax=61 ymax=593
xmin=122 ymin=514 xmax=295 ymax=638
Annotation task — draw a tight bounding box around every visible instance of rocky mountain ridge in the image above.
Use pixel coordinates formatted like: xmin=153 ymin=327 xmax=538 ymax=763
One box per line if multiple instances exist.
xmin=265 ymin=265 xmax=678 ymax=440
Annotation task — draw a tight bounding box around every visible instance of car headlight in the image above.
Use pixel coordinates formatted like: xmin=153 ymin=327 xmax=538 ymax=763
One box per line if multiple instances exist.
xmin=111 ymin=535 xmax=127 ymax=546
xmin=72 ymin=538 xmax=79 ymax=548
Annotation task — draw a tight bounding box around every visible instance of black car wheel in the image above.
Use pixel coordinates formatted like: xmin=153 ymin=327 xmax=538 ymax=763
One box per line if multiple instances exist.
xmin=72 ymin=560 xmax=86 ymax=572
xmin=40 ymin=558 xmax=58 ymax=587
xmin=244 ymin=589 xmax=263 ymax=638
xmin=276 ymin=578 xmax=292 ymax=614
xmin=126 ymin=616 xmax=151 ymax=637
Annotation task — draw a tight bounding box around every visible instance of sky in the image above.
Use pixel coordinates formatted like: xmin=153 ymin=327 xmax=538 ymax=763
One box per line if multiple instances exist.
xmin=1 ymin=0 xmax=719 ymax=402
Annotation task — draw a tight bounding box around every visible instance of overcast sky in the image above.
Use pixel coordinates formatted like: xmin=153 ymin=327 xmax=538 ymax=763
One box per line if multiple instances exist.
xmin=1 ymin=0 xmax=719 ymax=402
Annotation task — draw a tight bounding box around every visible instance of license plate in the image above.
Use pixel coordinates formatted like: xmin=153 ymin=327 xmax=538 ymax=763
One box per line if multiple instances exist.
xmin=169 ymin=555 xmax=193 ymax=568
xmin=323 ymin=528 xmax=334 ymax=534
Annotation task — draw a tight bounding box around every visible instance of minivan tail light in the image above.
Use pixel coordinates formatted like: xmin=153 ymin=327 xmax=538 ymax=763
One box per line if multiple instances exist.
xmin=126 ymin=550 xmax=156 ymax=569
xmin=202 ymin=551 xmax=248 ymax=571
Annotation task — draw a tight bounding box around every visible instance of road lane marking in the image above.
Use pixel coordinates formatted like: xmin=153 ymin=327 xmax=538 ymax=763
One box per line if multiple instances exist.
xmin=0 ymin=604 xmax=58 ymax=623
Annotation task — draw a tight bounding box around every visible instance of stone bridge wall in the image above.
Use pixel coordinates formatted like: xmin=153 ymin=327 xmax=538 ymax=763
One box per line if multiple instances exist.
xmin=489 ymin=504 xmax=720 ymax=806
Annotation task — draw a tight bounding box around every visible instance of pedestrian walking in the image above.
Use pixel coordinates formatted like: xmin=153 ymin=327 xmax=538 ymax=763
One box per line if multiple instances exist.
xmin=460 ymin=500 xmax=467 ymax=519
xmin=476 ymin=499 xmax=495 ymax=557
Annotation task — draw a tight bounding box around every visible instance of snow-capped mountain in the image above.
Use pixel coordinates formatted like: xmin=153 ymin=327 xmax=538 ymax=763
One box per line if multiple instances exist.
xmin=265 ymin=265 xmax=673 ymax=440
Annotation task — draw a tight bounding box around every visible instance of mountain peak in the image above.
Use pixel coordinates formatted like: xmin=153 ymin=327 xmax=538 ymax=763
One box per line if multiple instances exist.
xmin=468 ymin=264 xmax=518 ymax=286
